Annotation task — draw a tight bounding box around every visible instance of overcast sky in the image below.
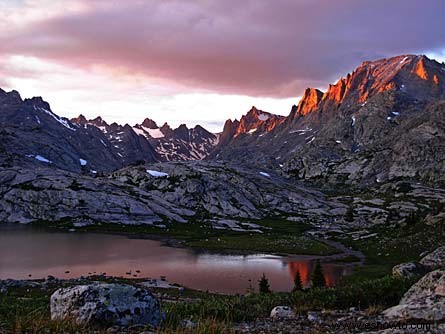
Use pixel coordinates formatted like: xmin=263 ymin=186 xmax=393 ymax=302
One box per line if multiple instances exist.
xmin=1 ymin=0 xmax=444 ymax=131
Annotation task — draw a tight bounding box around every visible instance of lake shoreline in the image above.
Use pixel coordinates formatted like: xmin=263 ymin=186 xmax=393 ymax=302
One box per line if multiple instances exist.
xmin=0 ymin=223 xmax=360 ymax=293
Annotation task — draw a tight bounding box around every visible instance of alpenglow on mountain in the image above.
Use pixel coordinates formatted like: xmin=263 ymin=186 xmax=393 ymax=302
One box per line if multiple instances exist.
xmin=0 ymin=54 xmax=444 ymax=187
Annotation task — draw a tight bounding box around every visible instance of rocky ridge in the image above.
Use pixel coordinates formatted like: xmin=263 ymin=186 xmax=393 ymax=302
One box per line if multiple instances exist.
xmin=0 ymin=162 xmax=345 ymax=226
xmin=214 ymin=55 xmax=445 ymax=188
xmin=72 ymin=116 xmax=220 ymax=162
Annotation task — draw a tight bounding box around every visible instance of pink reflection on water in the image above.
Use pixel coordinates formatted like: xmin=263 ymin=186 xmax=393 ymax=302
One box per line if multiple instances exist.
xmin=0 ymin=227 xmax=354 ymax=294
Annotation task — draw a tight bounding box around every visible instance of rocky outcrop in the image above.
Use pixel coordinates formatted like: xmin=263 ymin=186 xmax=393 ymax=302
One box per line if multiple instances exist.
xmin=0 ymin=166 xmax=192 ymax=225
xmin=383 ymin=269 xmax=445 ymax=321
xmin=392 ymin=262 xmax=426 ymax=279
xmin=419 ymin=246 xmax=445 ymax=271
xmin=50 ymin=283 xmax=162 ymax=327
xmin=0 ymin=162 xmax=345 ymax=225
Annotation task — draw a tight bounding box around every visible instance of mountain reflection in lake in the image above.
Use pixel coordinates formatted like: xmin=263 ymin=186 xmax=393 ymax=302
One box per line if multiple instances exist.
xmin=0 ymin=226 xmax=353 ymax=294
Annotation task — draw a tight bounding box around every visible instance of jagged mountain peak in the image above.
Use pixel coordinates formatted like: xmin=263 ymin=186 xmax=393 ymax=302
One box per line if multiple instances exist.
xmin=160 ymin=122 xmax=173 ymax=135
xmin=292 ymin=88 xmax=324 ymax=119
xmin=286 ymin=54 xmax=445 ymax=123
xmin=71 ymin=114 xmax=88 ymax=124
xmin=89 ymin=116 xmax=109 ymax=127
xmin=235 ymin=107 xmax=285 ymax=137
xmin=141 ymin=118 xmax=158 ymax=129
xmin=322 ymin=54 xmax=444 ymax=105
xmin=0 ymin=89 xmax=22 ymax=104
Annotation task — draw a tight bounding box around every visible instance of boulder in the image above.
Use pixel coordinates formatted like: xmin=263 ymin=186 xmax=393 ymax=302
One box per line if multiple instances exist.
xmin=420 ymin=246 xmax=445 ymax=270
xmin=270 ymin=306 xmax=295 ymax=319
xmin=50 ymin=283 xmax=162 ymax=327
xmin=392 ymin=262 xmax=426 ymax=278
xmin=383 ymin=269 xmax=445 ymax=321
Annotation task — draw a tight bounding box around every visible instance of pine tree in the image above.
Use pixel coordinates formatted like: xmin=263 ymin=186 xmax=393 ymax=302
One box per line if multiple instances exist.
xmin=292 ymin=270 xmax=303 ymax=292
xmin=311 ymin=261 xmax=326 ymax=288
xmin=258 ymin=273 xmax=271 ymax=293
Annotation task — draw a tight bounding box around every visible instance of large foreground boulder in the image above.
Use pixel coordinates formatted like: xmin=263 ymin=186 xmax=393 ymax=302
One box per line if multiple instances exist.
xmin=270 ymin=306 xmax=295 ymax=319
xmin=50 ymin=283 xmax=162 ymax=327
xmin=383 ymin=269 xmax=445 ymax=321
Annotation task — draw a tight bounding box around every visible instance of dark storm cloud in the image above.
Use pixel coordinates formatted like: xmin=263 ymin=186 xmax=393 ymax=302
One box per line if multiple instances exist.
xmin=2 ymin=0 xmax=444 ymax=97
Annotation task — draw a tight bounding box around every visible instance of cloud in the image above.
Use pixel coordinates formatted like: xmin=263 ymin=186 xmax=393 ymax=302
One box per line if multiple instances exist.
xmin=1 ymin=0 xmax=444 ymax=98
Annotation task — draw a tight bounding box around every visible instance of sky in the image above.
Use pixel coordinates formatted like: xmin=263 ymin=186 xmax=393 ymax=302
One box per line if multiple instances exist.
xmin=1 ymin=0 xmax=444 ymax=132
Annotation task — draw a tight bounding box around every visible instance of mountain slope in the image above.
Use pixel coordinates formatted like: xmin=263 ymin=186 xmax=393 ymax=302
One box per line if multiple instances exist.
xmin=74 ymin=116 xmax=220 ymax=162
xmin=213 ymin=55 xmax=445 ymax=187
xmin=0 ymin=90 xmax=158 ymax=173
xmin=132 ymin=119 xmax=219 ymax=161
xmin=210 ymin=106 xmax=285 ymax=163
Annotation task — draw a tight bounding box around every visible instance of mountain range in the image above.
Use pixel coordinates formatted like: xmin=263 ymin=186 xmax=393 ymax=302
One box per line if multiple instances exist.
xmin=0 ymin=54 xmax=444 ymax=226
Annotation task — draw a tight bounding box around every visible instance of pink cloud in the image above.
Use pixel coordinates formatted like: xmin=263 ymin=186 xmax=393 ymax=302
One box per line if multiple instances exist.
xmin=1 ymin=0 xmax=444 ymax=97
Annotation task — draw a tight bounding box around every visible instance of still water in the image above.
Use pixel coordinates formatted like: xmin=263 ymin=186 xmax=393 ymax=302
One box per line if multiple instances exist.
xmin=0 ymin=226 xmax=354 ymax=294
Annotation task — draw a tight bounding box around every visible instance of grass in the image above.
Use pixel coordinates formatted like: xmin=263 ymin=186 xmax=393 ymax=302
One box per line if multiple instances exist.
xmin=337 ymin=220 xmax=445 ymax=282
xmin=186 ymin=218 xmax=337 ymax=256
xmin=0 ymin=275 xmax=414 ymax=334
xmin=32 ymin=217 xmax=339 ymax=256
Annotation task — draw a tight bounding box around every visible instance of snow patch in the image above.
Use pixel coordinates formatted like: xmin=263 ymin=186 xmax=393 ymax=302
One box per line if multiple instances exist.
xmin=36 ymin=107 xmax=76 ymax=131
xmin=351 ymin=116 xmax=356 ymax=126
xmin=79 ymin=158 xmax=87 ymax=166
xmin=259 ymin=172 xmax=270 ymax=177
xmin=392 ymin=111 xmax=400 ymax=116
xmin=145 ymin=127 xmax=164 ymax=138
xmin=400 ymin=56 xmax=409 ymax=64
xmin=289 ymin=127 xmax=312 ymax=134
xmin=32 ymin=155 xmax=52 ymax=163
xmin=133 ymin=126 xmax=165 ymax=138
xmin=335 ymin=140 xmax=342 ymax=144
xmin=387 ymin=116 xmax=392 ymax=121
xmin=35 ymin=116 xmax=41 ymax=124
xmin=247 ymin=128 xmax=257 ymax=134
xmin=258 ymin=113 xmax=270 ymax=121
xmin=147 ymin=169 xmax=169 ymax=177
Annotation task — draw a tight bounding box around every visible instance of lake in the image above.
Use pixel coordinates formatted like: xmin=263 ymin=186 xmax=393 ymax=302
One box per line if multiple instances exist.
xmin=0 ymin=225 xmax=354 ymax=294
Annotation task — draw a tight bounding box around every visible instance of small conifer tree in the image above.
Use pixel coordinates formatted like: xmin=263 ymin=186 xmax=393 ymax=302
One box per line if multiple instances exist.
xmin=258 ymin=273 xmax=271 ymax=293
xmin=292 ymin=270 xmax=303 ymax=292
xmin=311 ymin=261 xmax=326 ymax=288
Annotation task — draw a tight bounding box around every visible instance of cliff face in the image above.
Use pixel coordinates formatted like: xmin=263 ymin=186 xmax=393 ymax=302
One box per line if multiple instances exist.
xmin=212 ymin=55 xmax=445 ymax=187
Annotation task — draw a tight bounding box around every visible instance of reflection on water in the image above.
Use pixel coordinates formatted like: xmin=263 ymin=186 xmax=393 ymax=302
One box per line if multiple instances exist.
xmin=0 ymin=226 xmax=354 ymax=294
xmin=288 ymin=261 xmax=349 ymax=287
